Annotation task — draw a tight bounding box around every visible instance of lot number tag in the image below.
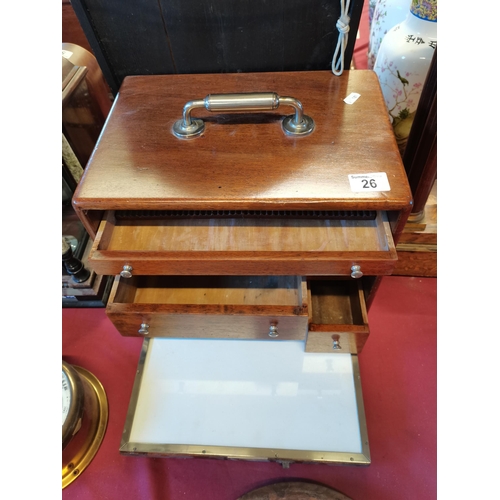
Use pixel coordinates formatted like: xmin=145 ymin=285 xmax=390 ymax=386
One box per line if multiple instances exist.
xmin=348 ymin=172 xmax=391 ymax=192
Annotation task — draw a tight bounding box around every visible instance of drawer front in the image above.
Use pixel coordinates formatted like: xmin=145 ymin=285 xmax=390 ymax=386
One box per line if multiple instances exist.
xmin=305 ymin=330 xmax=369 ymax=354
xmin=107 ymin=310 xmax=307 ymax=340
xmin=106 ymin=275 xmax=369 ymax=350
xmin=90 ymin=211 xmax=397 ymax=277
xmin=305 ymin=279 xmax=370 ymax=353
xmin=107 ymin=275 xmax=308 ymax=340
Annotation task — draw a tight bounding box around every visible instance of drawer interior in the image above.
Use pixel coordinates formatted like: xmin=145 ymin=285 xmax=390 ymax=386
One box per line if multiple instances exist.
xmin=107 ymin=275 xmax=308 ymax=340
xmin=97 ymin=211 xmax=393 ymax=253
xmin=306 ymin=278 xmax=369 ymax=353
xmin=309 ymin=279 xmax=366 ymax=326
xmin=112 ymin=275 xmax=304 ymax=307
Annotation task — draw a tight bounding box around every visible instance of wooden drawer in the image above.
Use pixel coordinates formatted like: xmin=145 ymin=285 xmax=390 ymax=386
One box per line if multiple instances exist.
xmin=306 ymin=278 xmax=369 ymax=354
xmin=107 ymin=275 xmax=308 ymax=340
xmin=89 ymin=210 xmax=397 ymax=277
xmin=107 ymin=275 xmax=369 ymax=351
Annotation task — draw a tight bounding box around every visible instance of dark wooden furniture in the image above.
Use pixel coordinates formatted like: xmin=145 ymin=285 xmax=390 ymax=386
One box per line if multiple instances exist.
xmin=393 ymin=50 xmax=437 ymax=277
xmin=72 ymin=70 xmax=412 ymax=463
xmin=68 ymin=0 xmax=365 ymax=95
xmin=62 ymin=44 xmax=114 ymax=307
xmin=73 ymin=69 xmax=411 ymax=345
xmin=402 ymin=50 xmax=437 ymax=221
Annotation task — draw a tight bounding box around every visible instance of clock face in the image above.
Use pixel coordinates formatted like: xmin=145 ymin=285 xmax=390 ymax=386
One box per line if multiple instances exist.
xmin=62 ymin=369 xmax=71 ymax=426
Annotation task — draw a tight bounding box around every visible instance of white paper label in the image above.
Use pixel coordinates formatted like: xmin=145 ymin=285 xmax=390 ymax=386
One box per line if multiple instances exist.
xmin=62 ymin=50 xmax=73 ymax=59
xmin=348 ymin=172 xmax=391 ymax=192
xmin=344 ymin=93 xmax=360 ymax=105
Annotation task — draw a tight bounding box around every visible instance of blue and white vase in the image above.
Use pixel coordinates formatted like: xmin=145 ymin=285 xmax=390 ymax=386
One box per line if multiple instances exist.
xmin=373 ymin=0 xmax=437 ymax=155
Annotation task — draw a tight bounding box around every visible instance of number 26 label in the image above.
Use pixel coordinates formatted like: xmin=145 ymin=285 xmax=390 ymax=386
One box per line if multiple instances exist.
xmin=348 ymin=172 xmax=391 ymax=192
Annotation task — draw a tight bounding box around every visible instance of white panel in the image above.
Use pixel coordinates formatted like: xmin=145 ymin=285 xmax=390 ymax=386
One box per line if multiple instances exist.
xmin=130 ymin=339 xmax=362 ymax=454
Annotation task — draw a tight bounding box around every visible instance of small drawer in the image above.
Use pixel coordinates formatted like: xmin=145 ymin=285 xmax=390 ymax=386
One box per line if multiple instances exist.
xmin=107 ymin=275 xmax=308 ymax=340
xmin=89 ymin=210 xmax=397 ymax=277
xmin=306 ymin=278 xmax=369 ymax=353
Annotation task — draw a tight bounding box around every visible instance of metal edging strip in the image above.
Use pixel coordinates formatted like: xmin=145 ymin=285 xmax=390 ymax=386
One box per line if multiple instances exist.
xmin=120 ymin=339 xmax=370 ymax=465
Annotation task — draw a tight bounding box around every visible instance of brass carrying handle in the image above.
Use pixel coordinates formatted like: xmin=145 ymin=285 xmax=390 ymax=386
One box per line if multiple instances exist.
xmin=172 ymin=92 xmax=315 ymax=138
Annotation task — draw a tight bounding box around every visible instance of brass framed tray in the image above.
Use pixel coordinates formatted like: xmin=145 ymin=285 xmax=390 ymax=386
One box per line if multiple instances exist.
xmin=120 ymin=337 xmax=370 ymax=466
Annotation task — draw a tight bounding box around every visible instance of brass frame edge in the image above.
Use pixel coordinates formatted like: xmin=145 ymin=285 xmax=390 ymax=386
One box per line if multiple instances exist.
xmin=120 ymin=338 xmax=151 ymax=449
xmin=351 ymin=355 xmax=371 ymax=463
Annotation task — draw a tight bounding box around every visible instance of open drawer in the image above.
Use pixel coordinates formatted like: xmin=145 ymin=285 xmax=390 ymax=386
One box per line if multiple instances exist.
xmin=107 ymin=275 xmax=369 ymax=353
xmin=89 ymin=210 xmax=398 ymax=277
xmin=120 ymin=337 xmax=370 ymax=465
xmin=107 ymin=275 xmax=309 ymax=340
xmin=306 ymin=278 xmax=370 ymax=354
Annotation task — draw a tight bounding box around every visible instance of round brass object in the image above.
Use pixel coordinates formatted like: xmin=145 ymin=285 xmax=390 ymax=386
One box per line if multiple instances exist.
xmin=62 ymin=362 xmax=108 ymax=489
xmin=62 ymin=361 xmax=85 ymax=449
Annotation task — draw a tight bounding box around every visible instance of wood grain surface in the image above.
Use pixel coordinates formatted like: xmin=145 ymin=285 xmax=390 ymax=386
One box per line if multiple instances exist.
xmin=88 ymin=209 xmax=397 ymax=276
xmin=107 ymin=274 xmax=309 ymax=338
xmin=106 ymin=275 xmax=371 ymax=345
xmin=237 ymin=481 xmax=352 ymax=500
xmin=305 ymin=279 xmax=369 ymax=353
xmin=73 ymin=71 xmax=412 ymax=219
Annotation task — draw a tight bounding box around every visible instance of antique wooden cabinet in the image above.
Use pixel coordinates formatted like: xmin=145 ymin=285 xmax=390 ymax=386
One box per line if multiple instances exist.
xmin=72 ymin=70 xmax=412 ymax=466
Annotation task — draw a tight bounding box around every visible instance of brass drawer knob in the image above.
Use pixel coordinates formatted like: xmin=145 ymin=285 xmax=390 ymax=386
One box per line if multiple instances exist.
xmin=120 ymin=265 xmax=133 ymax=278
xmin=350 ymin=265 xmax=363 ymax=279
xmin=268 ymin=325 xmax=279 ymax=338
xmin=138 ymin=323 xmax=149 ymax=335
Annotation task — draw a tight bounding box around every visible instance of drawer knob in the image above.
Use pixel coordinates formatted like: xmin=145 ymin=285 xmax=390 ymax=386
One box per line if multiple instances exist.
xmin=268 ymin=325 xmax=279 ymax=338
xmin=332 ymin=335 xmax=342 ymax=351
xmin=120 ymin=265 xmax=133 ymax=278
xmin=138 ymin=323 xmax=149 ymax=335
xmin=350 ymin=265 xmax=363 ymax=279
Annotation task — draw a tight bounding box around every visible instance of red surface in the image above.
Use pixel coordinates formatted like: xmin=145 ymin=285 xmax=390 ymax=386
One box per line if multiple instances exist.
xmin=62 ymin=276 xmax=437 ymax=499
xmin=352 ymin=0 xmax=370 ymax=70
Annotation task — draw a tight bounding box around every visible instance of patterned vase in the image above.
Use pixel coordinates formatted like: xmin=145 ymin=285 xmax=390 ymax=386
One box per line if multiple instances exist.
xmin=373 ymin=0 xmax=437 ymax=156
xmin=367 ymin=0 xmax=411 ymax=70
xmin=368 ymin=0 xmax=379 ymax=27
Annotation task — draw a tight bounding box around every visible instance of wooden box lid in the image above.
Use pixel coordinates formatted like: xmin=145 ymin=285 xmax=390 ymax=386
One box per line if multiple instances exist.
xmin=73 ymin=71 xmax=412 ymax=212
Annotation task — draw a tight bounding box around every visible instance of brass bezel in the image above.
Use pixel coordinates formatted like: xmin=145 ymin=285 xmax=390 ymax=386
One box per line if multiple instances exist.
xmin=62 ymin=361 xmax=85 ymax=449
xmin=62 ymin=366 xmax=108 ymax=489
xmin=120 ymin=339 xmax=370 ymax=465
